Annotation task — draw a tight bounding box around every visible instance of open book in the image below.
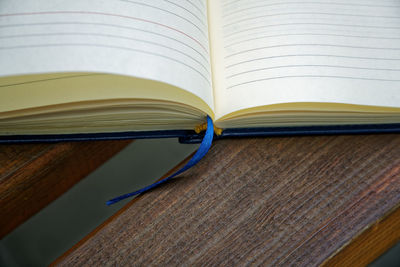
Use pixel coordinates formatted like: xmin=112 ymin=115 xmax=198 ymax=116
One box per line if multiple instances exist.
xmin=1 ymin=0 xmax=400 ymax=141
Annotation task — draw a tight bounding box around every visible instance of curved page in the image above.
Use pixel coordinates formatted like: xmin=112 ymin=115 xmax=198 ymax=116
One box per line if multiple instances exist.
xmin=0 ymin=0 xmax=213 ymax=115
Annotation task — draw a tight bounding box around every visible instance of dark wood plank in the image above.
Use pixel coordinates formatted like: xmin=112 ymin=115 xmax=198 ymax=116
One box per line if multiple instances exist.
xmin=54 ymin=135 xmax=400 ymax=266
xmin=322 ymin=203 xmax=400 ymax=266
xmin=0 ymin=140 xmax=132 ymax=238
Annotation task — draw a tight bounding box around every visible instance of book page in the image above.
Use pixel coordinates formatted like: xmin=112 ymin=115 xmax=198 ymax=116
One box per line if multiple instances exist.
xmin=209 ymin=0 xmax=400 ymax=120
xmin=0 ymin=0 xmax=214 ymax=112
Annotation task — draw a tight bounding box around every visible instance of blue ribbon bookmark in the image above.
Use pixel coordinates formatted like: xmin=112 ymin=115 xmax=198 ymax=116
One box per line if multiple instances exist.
xmin=106 ymin=116 xmax=214 ymax=205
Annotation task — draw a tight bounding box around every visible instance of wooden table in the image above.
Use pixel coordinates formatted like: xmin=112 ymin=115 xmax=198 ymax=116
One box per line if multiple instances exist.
xmin=1 ymin=134 xmax=400 ymax=266
xmin=0 ymin=140 xmax=132 ymax=238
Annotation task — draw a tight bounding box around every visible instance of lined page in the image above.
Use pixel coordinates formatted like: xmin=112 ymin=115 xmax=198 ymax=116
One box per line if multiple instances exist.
xmin=0 ymin=0 xmax=213 ymax=110
xmin=210 ymin=0 xmax=400 ymax=119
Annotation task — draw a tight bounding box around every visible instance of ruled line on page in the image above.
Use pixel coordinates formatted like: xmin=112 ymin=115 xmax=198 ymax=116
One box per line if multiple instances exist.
xmin=118 ymin=0 xmax=208 ymax=37
xmin=222 ymin=1 xmax=400 ymax=18
xmin=226 ymin=64 xmax=400 ymax=79
xmin=0 ymin=11 xmax=208 ymax=52
xmin=224 ymin=33 xmax=400 ymax=48
xmin=187 ymin=0 xmax=206 ymax=17
xmin=223 ymin=22 xmax=400 ymax=39
xmin=164 ymin=0 xmax=206 ymax=23
xmin=0 ymin=21 xmax=209 ymax=63
xmin=0 ymin=0 xmax=214 ymax=110
xmin=196 ymin=0 xmax=205 ymax=7
xmin=225 ymin=44 xmax=400 ymax=59
xmin=221 ymin=0 xmax=400 ymax=88
xmin=0 ymin=43 xmax=211 ymax=85
xmin=223 ymin=12 xmax=400 ymax=28
xmin=211 ymin=0 xmax=400 ymax=117
xmin=225 ymin=54 xmax=400 ymax=69
xmin=227 ymin=75 xmax=400 ymax=90
xmin=221 ymin=0 xmax=400 ymax=12
xmin=0 ymin=74 xmax=101 ymax=88
xmin=222 ymin=0 xmax=400 ymax=43
xmin=0 ymin=32 xmax=210 ymax=74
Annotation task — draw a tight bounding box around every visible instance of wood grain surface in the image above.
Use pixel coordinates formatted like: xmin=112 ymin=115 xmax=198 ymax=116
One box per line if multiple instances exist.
xmin=0 ymin=140 xmax=131 ymax=238
xmin=323 ymin=203 xmax=400 ymax=266
xmin=55 ymin=135 xmax=400 ymax=266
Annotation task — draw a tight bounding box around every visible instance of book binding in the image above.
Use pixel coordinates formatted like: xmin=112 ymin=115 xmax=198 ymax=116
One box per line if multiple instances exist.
xmin=1 ymin=123 xmax=400 ymax=144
